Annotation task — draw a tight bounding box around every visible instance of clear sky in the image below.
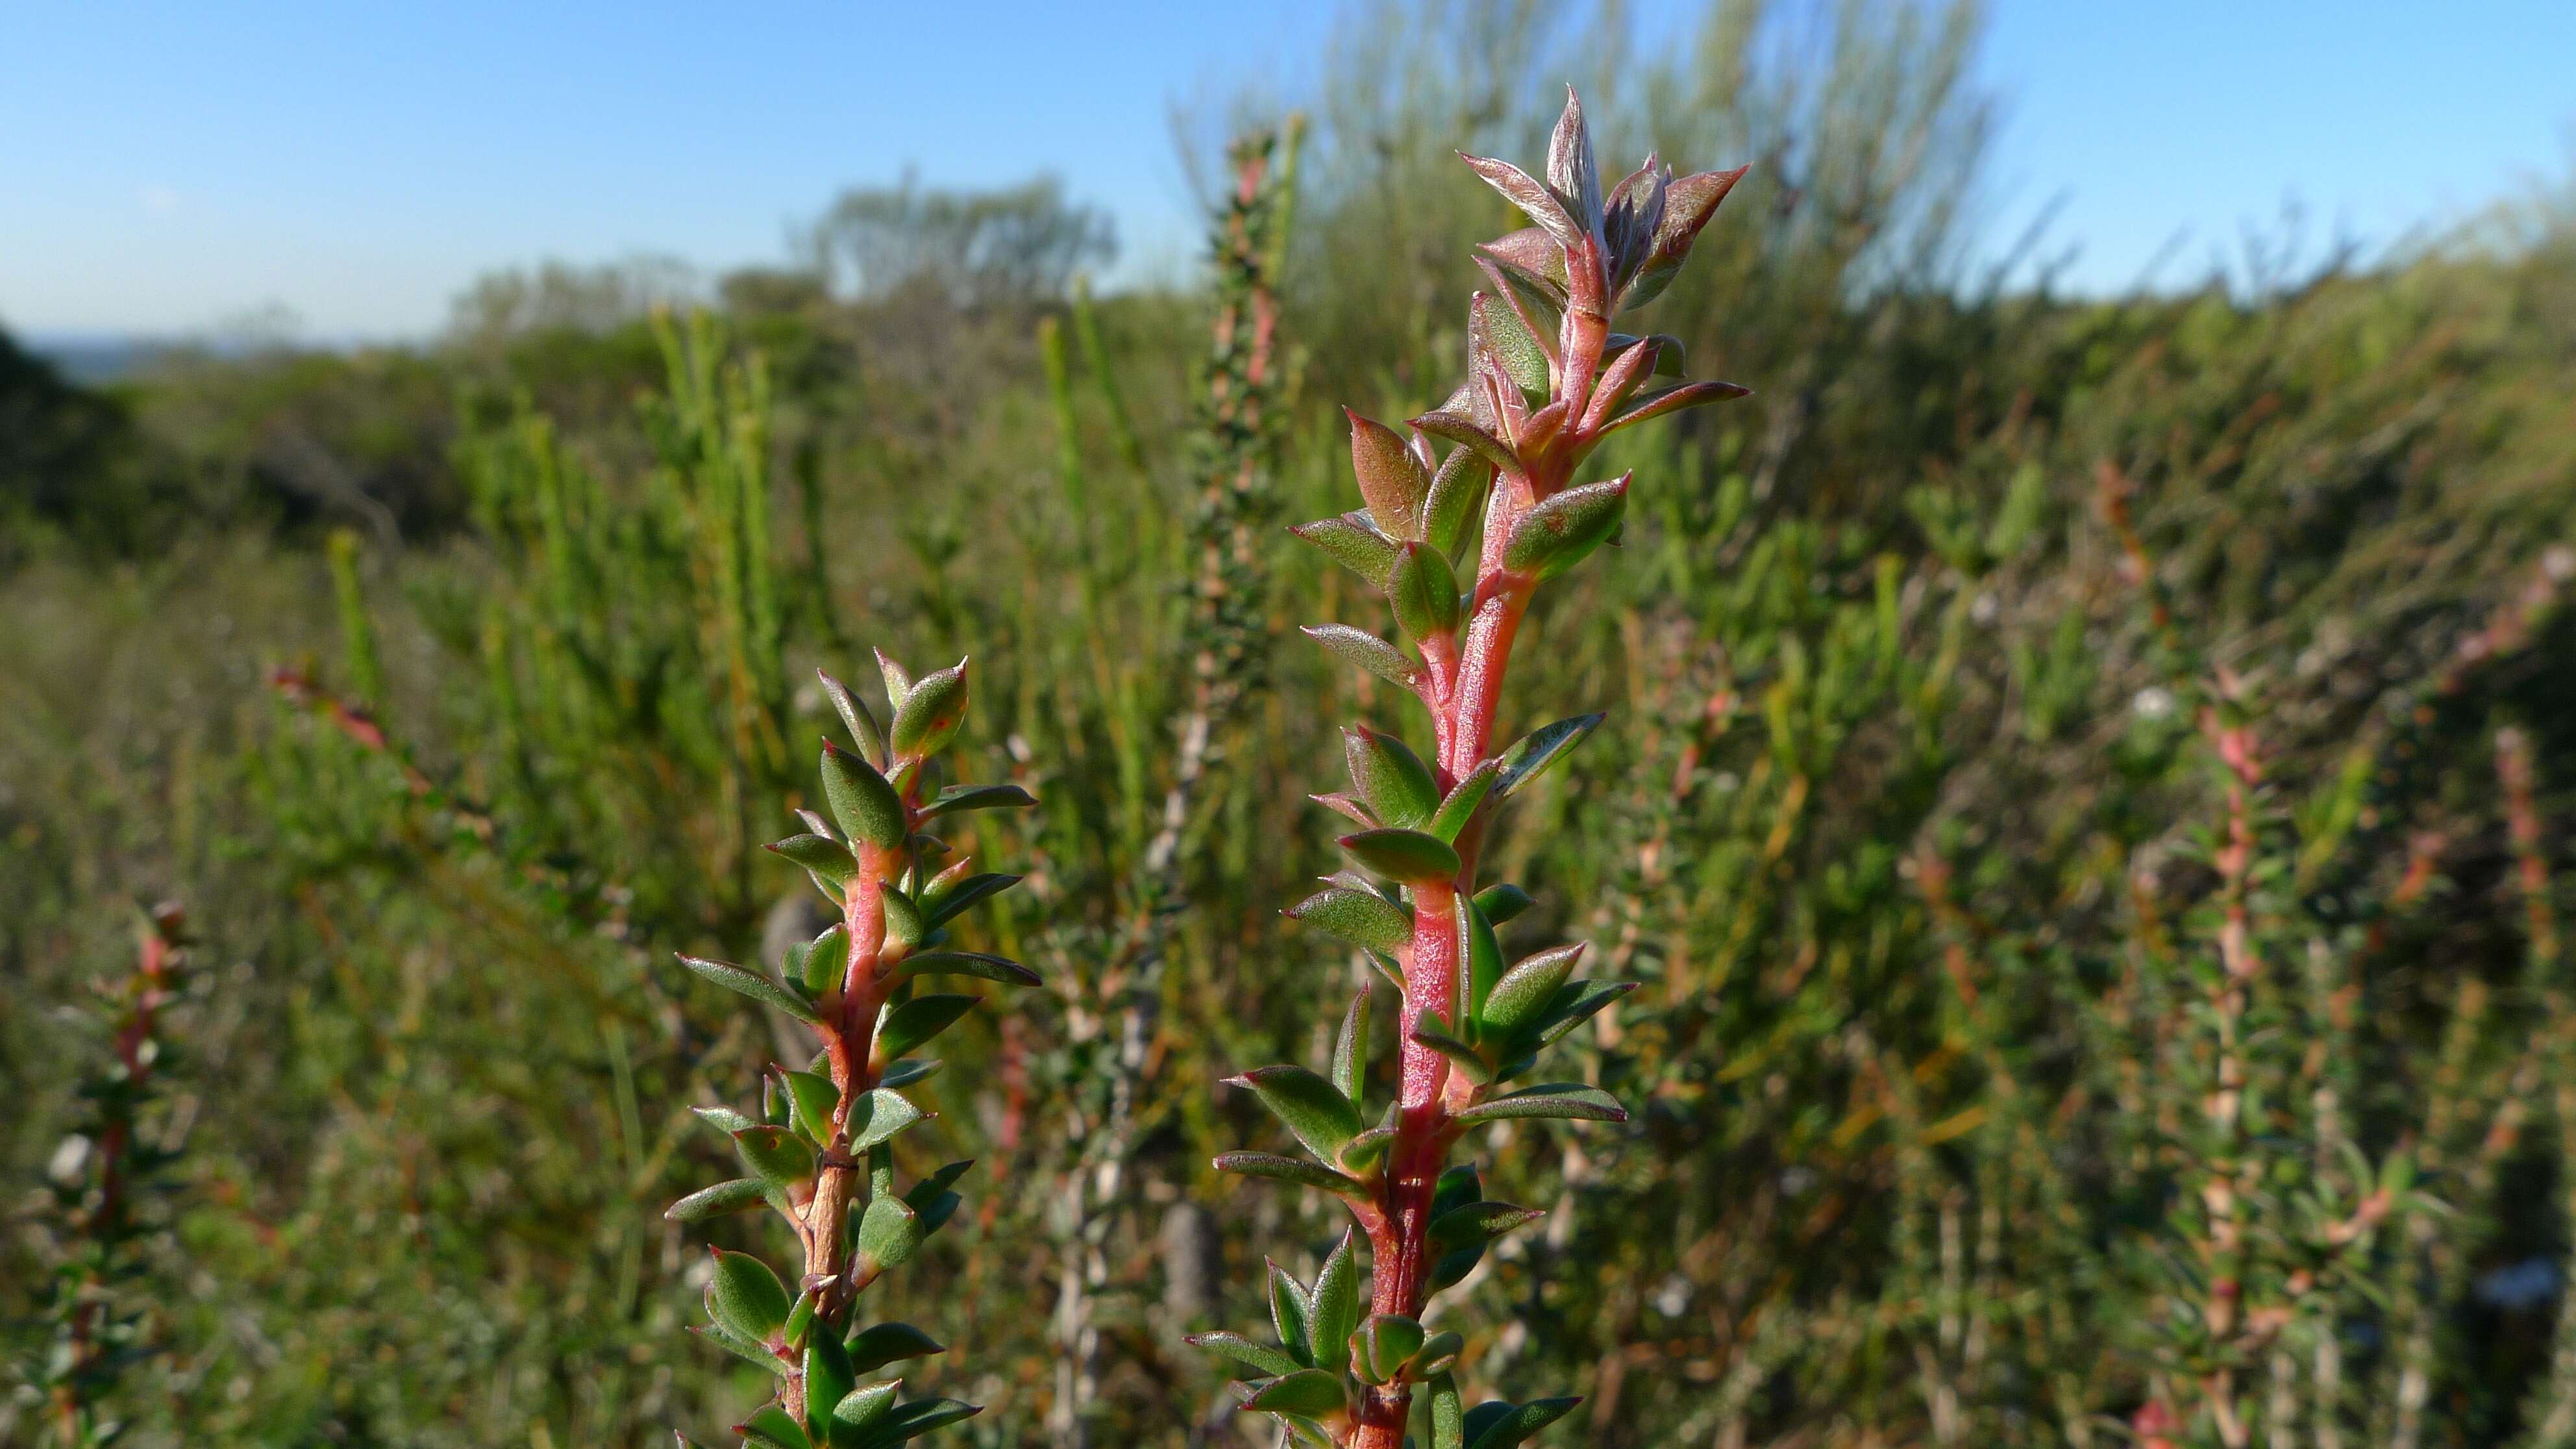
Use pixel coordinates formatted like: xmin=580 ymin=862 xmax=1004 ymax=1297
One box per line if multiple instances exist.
xmin=5 ymin=1 xmax=2571 ymax=341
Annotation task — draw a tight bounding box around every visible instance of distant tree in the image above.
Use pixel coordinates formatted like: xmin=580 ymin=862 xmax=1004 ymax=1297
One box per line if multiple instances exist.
xmin=801 ymin=172 xmax=1116 ymax=309
xmin=445 ymin=254 xmax=701 ymax=346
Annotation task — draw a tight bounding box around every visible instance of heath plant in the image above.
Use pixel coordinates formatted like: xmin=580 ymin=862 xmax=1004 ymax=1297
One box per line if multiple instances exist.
xmin=1192 ymin=89 xmax=1748 ymax=1447
xmin=667 ymin=656 xmax=1036 ymax=1449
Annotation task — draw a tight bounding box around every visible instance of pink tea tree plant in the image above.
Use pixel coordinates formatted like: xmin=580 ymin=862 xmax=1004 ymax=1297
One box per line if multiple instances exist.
xmin=669 ymin=656 xmax=1036 ymax=1449
xmin=1192 ymin=90 xmax=1747 ymax=1448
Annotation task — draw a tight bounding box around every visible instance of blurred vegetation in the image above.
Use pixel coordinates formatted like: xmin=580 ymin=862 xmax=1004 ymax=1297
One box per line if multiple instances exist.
xmin=7 ymin=1 xmax=2576 ymax=1444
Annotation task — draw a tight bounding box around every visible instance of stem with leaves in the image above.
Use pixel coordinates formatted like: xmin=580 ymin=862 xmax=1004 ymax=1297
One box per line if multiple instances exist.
xmin=1191 ymin=89 xmax=1748 ymax=1448
xmin=31 ymin=903 xmax=191 ymax=1449
xmin=668 ymin=656 xmax=1038 ymax=1449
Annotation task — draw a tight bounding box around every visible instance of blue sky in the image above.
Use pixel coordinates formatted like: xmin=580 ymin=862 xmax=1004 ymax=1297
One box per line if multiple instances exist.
xmin=4 ymin=1 xmax=2571 ymax=340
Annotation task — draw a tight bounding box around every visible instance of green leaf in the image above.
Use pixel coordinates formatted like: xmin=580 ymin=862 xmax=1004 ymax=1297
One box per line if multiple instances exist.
xmin=1481 ymin=945 xmax=1585 ymax=1036
xmin=1340 ymin=828 xmax=1461 ymax=886
xmin=1286 ymin=887 xmax=1411 ymax=955
xmin=1421 ymin=447 xmax=1495 ymax=558
xmin=1465 ymin=1396 xmax=1583 ymax=1449
xmin=1410 ymin=1012 xmax=1492 ymax=1086
xmin=1387 ymin=541 xmax=1463 ymax=642
xmin=918 ymin=782 xmax=1033 ymax=821
xmin=845 ymin=1322 xmax=945 ymax=1374
xmin=1598 ymin=380 xmax=1750 ymax=437
xmin=818 ymin=669 xmax=887 ymax=767
xmin=1337 ymin=1124 xmax=1396 ymax=1174
xmin=665 ymin=1176 xmax=768 ymax=1223
xmin=1307 ymin=1230 xmax=1361 ymax=1376
xmin=1474 ymin=882 xmax=1535 ymax=924
xmin=1472 ymin=291 xmax=1552 ymax=397
xmin=1304 ymin=624 xmax=1425 ymax=691
xmin=847 ymin=1088 xmax=928 ymax=1152
xmin=678 ymin=954 xmax=821 ymax=1023
xmin=888 ymin=660 xmax=969 ymax=759
xmin=877 ymin=995 xmax=978 ymax=1062
xmin=891 ymin=950 xmax=1039 ymax=987
xmin=800 ymin=924 xmax=851 ymax=995
xmin=737 ymin=1405 xmax=813 ymax=1449
xmin=1430 ymin=1200 xmax=1546 ymax=1256
xmin=694 ymin=1104 xmax=756 ymax=1137
xmin=1267 ymin=1259 xmax=1315 ymax=1367
xmin=806 ymin=1331 xmax=858 ymax=1435
xmin=821 ymin=742 xmax=907 ymax=849
xmin=828 ymin=1380 xmax=902 ymax=1439
xmin=902 ymin=1159 xmax=973 ymax=1236
xmin=873 ymin=649 xmax=913 ymax=706
xmin=733 ymin=1125 xmax=818 ymax=1191
xmin=1230 ymin=1065 xmax=1362 ymax=1163
xmin=920 ymin=872 xmax=1019 ymax=927
xmin=1291 ymin=512 xmax=1399 ymax=589
xmin=1188 ymin=1331 xmax=1304 ymax=1380
xmin=880 ymin=886 xmax=924 ymax=948
xmin=1454 ymin=1083 xmax=1628 ymax=1125
xmin=769 ymin=833 xmax=856 ymax=885
xmin=1428 ymin=760 xmax=1502 ymax=843
xmin=708 ymin=1248 xmax=791 ymax=1343
xmin=1494 ymin=715 xmax=1605 ymax=799
xmin=856 ymin=1195 xmax=923 ymax=1271
xmin=851 ymin=1398 xmax=980 ymax=1446
xmin=1412 ymin=410 xmax=1520 ymax=474
xmin=689 ymin=1318 xmax=775 ymax=1370
xmin=1351 ymin=1313 xmax=1427 ymax=1386
xmin=780 ymin=1069 xmax=841 ymax=1146
xmin=1463 ymin=898 xmax=1503 ymax=1028
xmin=878 ymin=1058 xmax=941 ymax=1090
xmin=1216 ymin=1151 xmax=1365 ymax=1198
xmin=1430 ymin=1373 xmax=1467 ymax=1449
xmin=1343 ymin=726 xmax=1439 ymax=830
xmin=1331 ymin=989 xmax=1372 ymax=1101
xmin=1502 ymin=476 xmax=1629 ymax=581
xmin=1526 ymin=979 xmax=1637 ymax=1046
xmin=1411 ymin=1330 xmax=1465 ymax=1378
xmin=1346 ymin=408 xmax=1430 ymax=540
xmin=1242 ymin=1368 xmax=1346 ymax=1418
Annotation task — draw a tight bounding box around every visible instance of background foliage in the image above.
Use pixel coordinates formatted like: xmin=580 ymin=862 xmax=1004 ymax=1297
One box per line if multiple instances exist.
xmin=8 ymin=1 xmax=2576 ymax=1444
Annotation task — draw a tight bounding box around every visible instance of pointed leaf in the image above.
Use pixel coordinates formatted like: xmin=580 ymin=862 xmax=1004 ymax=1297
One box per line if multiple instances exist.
xmin=678 ymin=954 xmax=821 ymax=1023
xmin=1269 ymin=1259 xmax=1315 ymax=1365
xmin=888 ymin=660 xmax=969 ymax=760
xmin=847 ymin=1088 xmax=928 ymax=1152
xmin=818 ymin=669 xmax=887 ymax=767
xmin=1501 ymin=477 xmax=1629 ymax=582
xmin=1411 ymin=1012 xmax=1492 ymax=1087
xmin=1474 ymin=882 xmax=1536 ymax=924
xmin=1467 ymin=1397 xmax=1583 ymax=1449
xmin=1308 ymin=1230 xmax=1361 ymax=1376
xmin=1600 ymin=380 xmax=1750 ymax=436
xmin=800 ymin=924 xmax=851 ymax=995
xmin=856 ymin=1195 xmax=922 ymax=1271
xmin=1344 ymin=726 xmax=1441 ymax=830
xmin=1454 ymin=1083 xmax=1627 ymax=1126
xmin=1527 ymin=979 xmax=1637 ymax=1046
xmin=1243 ymin=1368 xmax=1347 ymax=1418
xmin=829 ymin=1380 xmax=902 ymax=1435
xmin=1388 ymin=541 xmax=1464 ymax=642
xmin=665 ymin=1176 xmax=768 ymax=1223
xmin=919 ymin=783 xmax=1034 ymax=821
xmin=821 ymin=742 xmax=906 ymax=849
xmin=1347 ymin=410 xmax=1431 ymax=540
xmin=1459 ymin=153 xmax=1583 ymax=249
xmin=1291 ymin=512 xmax=1400 ymax=588
xmin=1340 ymin=828 xmax=1461 ymax=886
xmin=1189 ymin=1331 xmax=1304 ymax=1380
xmin=806 ymin=1331 xmax=858 ymax=1433
xmin=876 ymin=995 xmax=978 ymax=1063
xmin=1216 ymin=1152 xmax=1366 ymax=1198
xmin=1428 ymin=759 xmax=1502 ymax=843
xmin=769 ymin=834 xmax=857 ymax=886
xmin=854 ymin=1398 xmax=980 ymax=1444
xmin=1422 ymin=445 xmax=1496 ymax=558
xmin=737 ymin=1406 xmax=812 ymax=1449
xmin=845 ymin=1322 xmax=945 ymax=1375
xmin=1430 ymin=1374 xmax=1467 ymax=1449
xmin=1411 ymin=410 xmax=1520 ymax=474
xmin=1481 ymin=945 xmax=1586 ymax=1036
xmin=708 ymin=1248 xmax=791 ymax=1343
xmin=1304 ymin=624 xmax=1425 ymax=691
xmin=1227 ymin=1063 xmax=1362 ymax=1163
xmin=1287 ymin=886 xmax=1411 ymax=955
xmin=921 ymin=871 xmax=1018 ymax=927
xmin=733 ymin=1125 xmax=818 ymax=1189
xmin=1495 ymin=715 xmax=1605 ymax=799
xmin=1473 ymin=291 xmax=1552 ymax=398
xmin=1331 ymin=989 xmax=1372 ymax=1101
xmin=891 ymin=950 xmax=1039 ymax=987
